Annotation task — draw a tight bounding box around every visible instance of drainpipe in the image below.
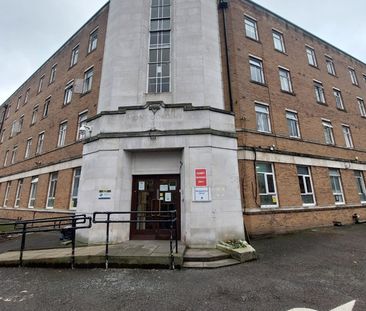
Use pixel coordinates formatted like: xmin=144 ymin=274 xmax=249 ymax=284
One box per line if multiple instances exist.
xmin=218 ymin=0 xmax=234 ymax=113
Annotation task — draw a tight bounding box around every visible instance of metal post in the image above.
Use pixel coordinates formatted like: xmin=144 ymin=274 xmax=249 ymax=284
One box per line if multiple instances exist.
xmin=105 ymin=214 xmax=110 ymax=270
xmin=174 ymin=211 xmax=178 ymax=254
xmin=71 ymin=217 xmax=76 ymax=269
xmin=19 ymin=223 xmax=27 ymax=267
xmin=169 ymin=212 xmax=174 ymax=270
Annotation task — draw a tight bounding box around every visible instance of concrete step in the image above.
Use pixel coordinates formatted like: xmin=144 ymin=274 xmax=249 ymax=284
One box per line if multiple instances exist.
xmin=183 ymin=258 xmax=240 ymax=269
xmin=183 ymin=248 xmax=231 ymax=262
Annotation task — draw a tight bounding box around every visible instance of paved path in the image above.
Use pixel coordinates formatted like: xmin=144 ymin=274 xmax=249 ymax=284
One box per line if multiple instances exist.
xmin=0 ymin=225 xmax=364 ymax=310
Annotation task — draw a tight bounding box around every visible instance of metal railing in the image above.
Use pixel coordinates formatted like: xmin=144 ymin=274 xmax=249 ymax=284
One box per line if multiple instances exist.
xmin=0 ymin=214 xmax=92 ymax=268
xmin=93 ymin=210 xmax=178 ymax=269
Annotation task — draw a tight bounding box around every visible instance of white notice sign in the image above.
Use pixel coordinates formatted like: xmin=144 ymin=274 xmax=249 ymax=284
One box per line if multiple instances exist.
xmin=138 ymin=181 xmax=145 ymax=191
xmin=193 ymin=187 xmax=210 ymax=202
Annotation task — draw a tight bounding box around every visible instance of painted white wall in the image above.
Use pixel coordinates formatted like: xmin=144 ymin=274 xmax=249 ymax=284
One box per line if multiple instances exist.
xmin=98 ymin=0 xmax=224 ymax=110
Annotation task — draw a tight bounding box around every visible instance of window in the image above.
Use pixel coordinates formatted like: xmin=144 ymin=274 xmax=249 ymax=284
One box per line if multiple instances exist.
xmin=306 ymin=47 xmax=317 ymax=67
xmin=3 ymin=150 xmax=9 ymax=167
xmin=314 ymin=82 xmax=326 ymax=104
xmin=349 ymin=67 xmax=358 ymax=85
xmin=322 ymin=120 xmax=335 ymax=145
xmin=3 ymin=182 xmax=11 ymax=207
xmin=148 ymin=0 xmax=171 ymax=93
xmin=0 ymin=130 xmax=5 ymax=143
xmin=28 ymin=177 xmax=38 ymax=208
xmin=333 ymin=88 xmax=344 ymax=110
xmin=256 ymin=162 xmax=278 ymax=207
xmin=297 ymin=166 xmax=315 ymax=206
xmin=24 ymin=89 xmax=30 ymax=105
xmin=88 ymin=28 xmax=98 ymax=53
xmin=272 ymin=30 xmax=285 ymax=52
xmin=249 ymin=57 xmax=265 ymax=84
xmin=16 ymin=96 xmax=22 ymax=110
xmin=25 ymin=138 xmax=32 ymax=159
xmin=63 ymin=82 xmax=73 ymax=105
xmin=279 ymin=68 xmax=293 ymax=93
xmin=70 ymin=167 xmax=81 ymax=209
xmin=326 ymin=57 xmax=336 ymax=76
xmin=46 ymin=172 xmax=58 ymax=209
xmin=10 ymin=120 xmax=17 ymax=137
xmin=36 ymin=132 xmax=45 ymax=155
xmin=244 ymin=16 xmax=258 ymax=40
xmin=354 ymin=171 xmax=366 ymax=203
xmin=43 ymin=97 xmax=51 ymax=117
xmin=329 ymin=169 xmax=345 ymax=204
xmin=77 ymin=111 xmax=88 ymax=140
xmin=18 ymin=115 xmax=24 ymax=133
xmin=286 ymin=110 xmax=300 ymax=138
xmin=38 ymin=76 xmax=44 ymax=93
xmin=255 ymin=104 xmax=271 ymax=133
xmin=342 ymin=125 xmax=353 ymax=148
xmin=31 ymin=106 xmax=38 ymax=125
xmin=357 ymin=98 xmax=366 ymax=117
xmin=70 ymin=45 xmax=79 ymax=67
xmin=5 ymin=105 xmax=10 ymax=119
xmin=82 ymin=68 xmax=93 ymax=93
xmin=11 ymin=145 xmax=17 ymax=164
xmin=363 ymin=74 xmax=366 ymax=84
xmin=57 ymin=122 xmax=68 ymax=147
xmin=14 ymin=179 xmax=23 ymax=208
xmin=49 ymin=64 xmax=57 ymax=84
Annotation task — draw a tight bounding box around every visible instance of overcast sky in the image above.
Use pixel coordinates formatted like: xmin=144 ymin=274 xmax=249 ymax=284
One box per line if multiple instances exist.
xmin=0 ymin=0 xmax=365 ymax=104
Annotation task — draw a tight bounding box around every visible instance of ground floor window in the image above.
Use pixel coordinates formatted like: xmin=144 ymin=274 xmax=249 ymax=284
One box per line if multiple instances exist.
xmin=70 ymin=167 xmax=81 ymax=209
xmin=28 ymin=177 xmax=38 ymax=208
xmin=3 ymin=182 xmax=11 ymax=207
xmin=14 ymin=179 xmax=23 ymax=208
xmin=46 ymin=172 xmax=58 ymax=209
xmin=297 ymin=166 xmax=315 ymax=206
xmin=354 ymin=171 xmax=366 ymax=203
xmin=329 ymin=169 xmax=345 ymax=204
xmin=256 ymin=162 xmax=278 ymax=207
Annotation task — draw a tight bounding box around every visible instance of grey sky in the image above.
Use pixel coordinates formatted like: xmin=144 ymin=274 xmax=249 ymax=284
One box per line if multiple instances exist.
xmin=0 ymin=0 xmax=365 ymax=104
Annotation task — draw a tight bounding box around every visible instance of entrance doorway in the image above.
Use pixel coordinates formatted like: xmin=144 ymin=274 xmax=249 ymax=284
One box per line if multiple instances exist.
xmin=130 ymin=175 xmax=181 ymax=240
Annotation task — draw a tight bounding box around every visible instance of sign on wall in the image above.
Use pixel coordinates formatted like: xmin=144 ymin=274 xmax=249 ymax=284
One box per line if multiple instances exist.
xmin=195 ymin=168 xmax=207 ymax=187
xmin=98 ymin=189 xmax=112 ymax=200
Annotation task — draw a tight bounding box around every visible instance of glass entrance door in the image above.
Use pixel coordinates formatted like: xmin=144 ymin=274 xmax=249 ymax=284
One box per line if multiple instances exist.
xmin=130 ymin=175 xmax=180 ymax=240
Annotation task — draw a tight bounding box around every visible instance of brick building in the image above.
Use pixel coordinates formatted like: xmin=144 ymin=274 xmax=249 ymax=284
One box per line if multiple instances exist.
xmin=0 ymin=0 xmax=365 ymax=245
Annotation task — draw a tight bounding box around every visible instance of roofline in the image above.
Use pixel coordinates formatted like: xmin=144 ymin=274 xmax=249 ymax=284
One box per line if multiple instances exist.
xmin=243 ymin=0 xmax=366 ymax=67
xmin=0 ymin=1 xmax=110 ymax=108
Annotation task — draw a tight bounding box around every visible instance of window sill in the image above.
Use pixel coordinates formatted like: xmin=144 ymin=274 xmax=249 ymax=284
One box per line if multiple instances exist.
xmin=361 ymin=116 xmax=366 ymax=119
xmin=245 ymin=36 xmax=261 ymax=44
xmin=316 ymin=101 xmax=328 ymax=106
xmin=274 ymin=49 xmax=287 ymax=56
xmin=80 ymin=90 xmax=91 ymax=97
xmin=327 ymin=73 xmax=338 ymax=78
xmin=281 ymin=90 xmax=296 ymax=96
xmin=308 ymin=64 xmax=319 ymax=70
xmin=62 ymin=102 xmax=71 ymax=108
xmin=336 ymin=107 xmax=347 ymax=112
xmin=87 ymin=49 xmax=97 ymax=56
xmin=68 ymin=64 xmax=78 ymax=71
xmin=351 ymin=83 xmax=360 ymax=88
xmin=250 ymin=80 xmax=267 ymax=87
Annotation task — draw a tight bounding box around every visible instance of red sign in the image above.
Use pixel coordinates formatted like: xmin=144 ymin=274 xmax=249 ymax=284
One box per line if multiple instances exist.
xmin=195 ymin=169 xmax=207 ymax=187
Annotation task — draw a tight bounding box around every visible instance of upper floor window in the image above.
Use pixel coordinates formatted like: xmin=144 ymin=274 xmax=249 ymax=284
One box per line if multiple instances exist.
xmin=255 ymin=162 xmax=278 ymax=207
xmin=314 ymin=81 xmax=326 ymax=104
xmin=306 ymin=46 xmax=317 ymax=67
xmin=16 ymin=96 xmax=22 ymax=110
xmin=31 ymin=106 xmax=39 ymax=125
xmin=57 ymin=121 xmax=68 ymax=147
xmin=24 ymin=89 xmax=30 ymax=105
xmin=64 ymin=81 xmax=74 ymax=105
xmin=11 ymin=145 xmax=17 ymax=164
xmin=70 ymin=45 xmax=79 ymax=67
xmin=88 ymin=28 xmax=98 ymax=53
xmin=43 ymin=97 xmax=51 ymax=118
xmin=82 ymin=68 xmax=94 ymax=94
xmin=349 ymin=67 xmax=359 ymax=85
xmin=354 ymin=171 xmax=366 ymax=203
xmin=272 ymin=30 xmax=285 ymax=52
xmin=329 ymin=169 xmax=345 ymax=205
xmin=77 ymin=111 xmax=88 ymax=140
xmin=255 ymin=103 xmax=271 ymax=133
xmin=18 ymin=115 xmax=24 ymax=133
xmin=3 ymin=150 xmax=9 ymax=167
xmin=49 ymin=64 xmax=57 ymax=84
xmin=36 ymin=132 xmax=45 ymax=155
xmin=325 ymin=57 xmax=336 ymax=75
xmin=286 ymin=110 xmax=300 ymax=138
xmin=357 ymin=97 xmax=366 ymax=117
xmin=0 ymin=129 xmax=5 ymax=143
xmin=244 ymin=16 xmax=258 ymax=41
xmin=25 ymin=138 xmax=32 ymax=159
xmin=38 ymin=75 xmax=44 ymax=93
xmin=249 ymin=57 xmax=265 ymax=84
xmin=279 ymin=67 xmax=293 ymax=93
xmin=322 ymin=120 xmax=335 ymax=145
xmin=342 ymin=125 xmax=353 ymax=149
xmin=363 ymin=74 xmax=366 ymax=84
xmin=333 ymin=88 xmax=344 ymax=110
xmin=5 ymin=105 xmax=11 ymax=119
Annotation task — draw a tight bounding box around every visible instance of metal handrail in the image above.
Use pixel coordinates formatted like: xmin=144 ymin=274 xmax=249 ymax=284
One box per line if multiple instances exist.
xmin=0 ymin=214 xmax=92 ymax=268
xmin=93 ymin=210 xmax=178 ymax=270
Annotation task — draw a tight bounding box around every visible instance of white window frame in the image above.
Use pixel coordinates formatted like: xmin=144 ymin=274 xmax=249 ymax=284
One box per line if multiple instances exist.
xmin=322 ymin=120 xmax=335 ymax=145
xmin=70 ymin=44 xmax=79 ymax=67
xmin=38 ymin=75 xmax=44 ymax=93
xmin=279 ymin=67 xmax=293 ymax=93
xmin=297 ymin=166 xmax=316 ymax=206
xmin=14 ymin=179 xmax=23 ymax=208
xmin=70 ymin=167 xmax=81 ymax=209
xmin=3 ymin=182 xmax=11 ymax=207
xmin=286 ymin=110 xmax=300 ymax=138
xmin=24 ymin=88 xmax=30 ymax=104
xmin=314 ymin=82 xmax=326 ymax=104
xmin=256 ymin=162 xmax=279 ymax=208
xmin=325 ymin=57 xmax=336 ymax=75
xmin=306 ymin=46 xmax=317 ymax=67
xmin=354 ymin=171 xmax=366 ymax=203
xmin=57 ymin=121 xmax=68 ymax=147
xmin=25 ymin=138 xmax=32 ymax=159
xmin=272 ymin=30 xmax=285 ymax=52
xmin=16 ymin=95 xmax=22 ymax=110
xmin=49 ymin=64 xmax=57 ymax=84
xmin=0 ymin=129 xmax=5 ymax=143
xmin=3 ymin=150 xmax=9 ymax=167
xmin=28 ymin=177 xmax=38 ymax=209
xmin=255 ymin=103 xmax=271 ymax=133
xmin=88 ymin=28 xmax=98 ymax=53
xmin=77 ymin=111 xmax=88 ymax=140
xmin=333 ymin=88 xmax=344 ymax=110
xmin=46 ymin=172 xmax=58 ymax=209
xmin=43 ymin=96 xmax=51 ymax=118
xmin=31 ymin=106 xmax=39 ymax=125
xmin=11 ymin=145 xmax=17 ymax=164
xmin=82 ymin=68 xmax=94 ymax=94
xmin=36 ymin=132 xmax=45 ymax=155
xmin=329 ymin=169 xmax=345 ymax=205
xmin=63 ymin=81 xmax=74 ymax=105
xmin=244 ymin=15 xmax=259 ymax=41
xmin=349 ymin=67 xmax=359 ymax=85
xmin=249 ymin=57 xmax=265 ymax=84
xmin=357 ymin=97 xmax=366 ymax=117
xmin=342 ymin=124 xmax=353 ymax=149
